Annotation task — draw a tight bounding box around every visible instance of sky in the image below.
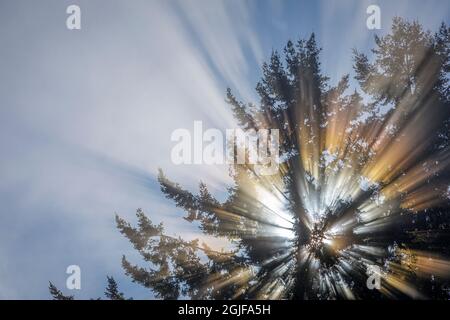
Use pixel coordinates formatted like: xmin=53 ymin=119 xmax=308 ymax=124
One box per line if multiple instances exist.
xmin=0 ymin=0 xmax=449 ymax=299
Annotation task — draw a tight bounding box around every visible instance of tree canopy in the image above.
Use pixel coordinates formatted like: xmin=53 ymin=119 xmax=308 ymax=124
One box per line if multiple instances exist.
xmin=50 ymin=18 xmax=450 ymax=300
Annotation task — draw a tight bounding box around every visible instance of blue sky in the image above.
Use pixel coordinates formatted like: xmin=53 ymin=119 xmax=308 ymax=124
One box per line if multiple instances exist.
xmin=0 ymin=0 xmax=448 ymax=299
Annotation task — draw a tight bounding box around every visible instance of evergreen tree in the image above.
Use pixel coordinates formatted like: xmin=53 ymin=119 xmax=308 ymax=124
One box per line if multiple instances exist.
xmin=50 ymin=18 xmax=450 ymax=300
xmin=49 ymin=282 xmax=74 ymax=300
xmin=49 ymin=277 xmax=128 ymax=300
xmin=104 ymin=276 xmax=127 ymax=300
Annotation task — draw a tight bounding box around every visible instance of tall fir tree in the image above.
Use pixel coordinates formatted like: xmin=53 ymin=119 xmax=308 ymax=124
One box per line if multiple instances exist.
xmin=50 ymin=18 xmax=450 ymax=300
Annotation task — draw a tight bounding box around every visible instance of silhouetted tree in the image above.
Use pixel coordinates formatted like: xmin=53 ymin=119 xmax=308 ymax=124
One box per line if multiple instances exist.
xmin=49 ymin=277 xmax=129 ymax=301
xmin=105 ymin=276 xmax=127 ymax=300
xmin=49 ymin=282 xmax=74 ymax=300
xmin=50 ymin=17 xmax=450 ymax=300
